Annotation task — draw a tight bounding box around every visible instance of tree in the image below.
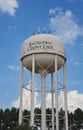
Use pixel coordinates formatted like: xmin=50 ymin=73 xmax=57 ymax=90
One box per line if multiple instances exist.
xmin=3 ymin=108 xmax=11 ymax=130
xmin=16 ymin=123 xmax=33 ymax=130
xmin=23 ymin=109 xmax=30 ymax=124
xmin=74 ymin=108 xmax=83 ymax=129
xmin=9 ymin=107 xmax=19 ymax=129
xmin=68 ymin=112 xmax=74 ymax=129
xmin=0 ymin=107 xmax=83 ymax=130
xmin=34 ymin=107 xmax=41 ymax=124
xmin=0 ymin=109 xmax=4 ymax=130
xmin=46 ymin=108 xmax=52 ymax=126
xmin=59 ymin=108 xmax=65 ymax=129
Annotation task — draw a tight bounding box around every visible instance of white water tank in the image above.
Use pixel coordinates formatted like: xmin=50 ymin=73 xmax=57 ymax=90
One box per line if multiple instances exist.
xmin=21 ymin=34 xmax=66 ymax=73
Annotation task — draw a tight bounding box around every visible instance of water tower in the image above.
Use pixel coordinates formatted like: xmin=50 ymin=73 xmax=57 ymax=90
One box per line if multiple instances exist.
xmin=19 ymin=34 xmax=68 ymax=130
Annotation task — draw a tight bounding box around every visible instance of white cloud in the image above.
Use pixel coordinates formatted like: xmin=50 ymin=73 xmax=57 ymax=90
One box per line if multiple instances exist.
xmin=80 ymin=43 xmax=83 ymax=46
xmin=12 ymin=88 xmax=31 ymax=110
xmin=65 ymin=10 xmax=72 ymax=17
xmin=67 ymin=90 xmax=83 ymax=112
xmin=49 ymin=7 xmax=83 ymax=44
xmin=71 ymin=80 xmax=81 ymax=85
xmin=74 ymin=61 xmax=80 ymax=65
xmin=12 ymin=86 xmax=83 ymax=112
xmin=46 ymin=90 xmax=83 ymax=112
xmin=9 ymin=25 xmax=17 ymax=30
xmin=0 ymin=0 xmax=19 ymax=16
xmin=69 ymin=59 xmax=83 ymax=65
xmin=8 ymin=65 xmax=19 ymax=70
xmin=12 ymin=84 xmax=40 ymax=110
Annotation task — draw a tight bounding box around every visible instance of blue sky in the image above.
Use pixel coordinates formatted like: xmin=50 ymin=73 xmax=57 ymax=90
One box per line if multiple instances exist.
xmin=0 ymin=0 xmax=83 ymax=111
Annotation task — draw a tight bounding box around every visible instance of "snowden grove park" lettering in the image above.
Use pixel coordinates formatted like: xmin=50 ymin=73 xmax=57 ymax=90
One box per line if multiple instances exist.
xmin=27 ymin=41 xmax=54 ymax=52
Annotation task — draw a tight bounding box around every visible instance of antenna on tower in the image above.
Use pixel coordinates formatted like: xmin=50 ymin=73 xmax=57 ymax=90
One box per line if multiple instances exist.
xmin=43 ymin=27 xmax=46 ymax=33
xmin=33 ymin=32 xmax=35 ymax=35
xmin=38 ymin=26 xmax=40 ymax=33
xmin=32 ymin=29 xmax=35 ymax=35
xmin=48 ymin=29 xmax=51 ymax=34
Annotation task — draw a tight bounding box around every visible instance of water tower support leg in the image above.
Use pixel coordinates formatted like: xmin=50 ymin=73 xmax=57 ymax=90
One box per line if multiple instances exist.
xmin=31 ymin=54 xmax=35 ymax=127
xmin=19 ymin=63 xmax=24 ymax=125
xmin=63 ymin=62 xmax=68 ymax=130
xmin=55 ymin=55 xmax=59 ymax=130
xmin=41 ymin=72 xmax=46 ymax=130
xmin=51 ymin=73 xmax=54 ymax=130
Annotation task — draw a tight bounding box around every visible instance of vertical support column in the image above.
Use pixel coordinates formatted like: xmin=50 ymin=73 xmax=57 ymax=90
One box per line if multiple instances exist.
xmin=63 ymin=61 xmax=68 ymax=130
xmin=51 ymin=73 xmax=54 ymax=130
xmin=19 ymin=62 xmax=24 ymax=125
xmin=55 ymin=55 xmax=59 ymax=130
xmin=31 ymin=54 xmax=35 ymax=127
xmin=41 ymin=72 xmax=46 ymax=130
